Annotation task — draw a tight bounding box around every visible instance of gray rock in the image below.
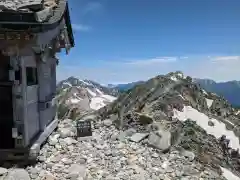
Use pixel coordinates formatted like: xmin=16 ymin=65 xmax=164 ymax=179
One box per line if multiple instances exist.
xmin=109 ymin=114 xmax=118 ymax=121
xmin=5 ymin=169 xmax=30 ymax=180
xmin=48 ymin=134 xmax=59 ymax=146
xmin=148 ymin=130 xmax=171 ymax=151
xmin=103 ymin=119 xmax=113 ymax=127
xmin=0 ymin=167 xmax=8 ymax=176
xmin=61 ymin=158 xmax=73 ymax=165
xmin=67 ymin=164 xmax=86 ymax=179
xmin=82 ymin=114 xmax=97 ymax=121
xmin=138 ymin=113 xmax=154 ymax=125
xmin=17 ymin=1 xmax=43 ymax=11
xmin=59 ymin=128 xmax=73 ymax=138
xmin=35 ymin=7 xmax=53 ymax=22
xmin=124 ymin=128 xmax=137 ymax=136
xmin=77 ymin=158 xmax=87 ymax=164
xmin=129 ymin=133 xmax=149 ymax=143
xmin=46 ymin=162 xmax=54 ymax=168
xmin=208 ymin=120 xmax=215 ymax=126
xmin=117 ymin=131 xmax=127 ymax=142
xmin=180 ymin=150 xmax=195 ymax=161
xmin=63 ymin=137 xmax=78 ymax=145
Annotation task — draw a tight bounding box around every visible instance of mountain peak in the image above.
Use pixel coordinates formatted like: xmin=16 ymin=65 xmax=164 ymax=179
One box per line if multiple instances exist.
xmin=56 ymin=77 xmax=119 ymax=120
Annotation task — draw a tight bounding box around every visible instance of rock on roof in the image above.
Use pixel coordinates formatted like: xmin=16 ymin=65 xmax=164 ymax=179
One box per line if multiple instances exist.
xmin=0 ymin=0 xmax=57 ymax=12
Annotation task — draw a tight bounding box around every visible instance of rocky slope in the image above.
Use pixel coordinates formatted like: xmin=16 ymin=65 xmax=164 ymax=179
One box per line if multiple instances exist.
xmin=98 ymin=71 xmax=240 ymax=179
xmin=56 ymin=77 xmax=118 ymax=120
xmin=0 ymin=118 xmax=228 ymax=180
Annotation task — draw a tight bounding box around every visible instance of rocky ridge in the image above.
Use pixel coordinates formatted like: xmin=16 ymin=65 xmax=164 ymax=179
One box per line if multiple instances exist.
xmin=97 ymin=71 xmax=240 ymax=178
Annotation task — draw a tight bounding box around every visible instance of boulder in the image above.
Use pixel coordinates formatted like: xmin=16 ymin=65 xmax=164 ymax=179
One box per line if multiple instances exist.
xmin=180 ymin=149 xmax=195 ymax=161
xmin=103 ymin=119 xmax=113 ymax=127
xmin=138 ymin=113 xmax=153 ymax=125
xmin=148 ymin=129 xmax=171 ymax=152
xmin=67 ymin=164 xmax=86 ymax=179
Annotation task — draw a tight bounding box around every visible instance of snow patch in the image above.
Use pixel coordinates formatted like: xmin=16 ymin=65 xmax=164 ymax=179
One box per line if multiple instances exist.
xmin=96 ymin=88 xmax=104 ymax=95
xmin=173 ymin=106 xmax=240 ymax=150
xmin=176 ymin=73 xmax=184 ymax=79
xmin=87 ymin=88 xmax=97 ymax=97
xmin=170 ymin=76 xmax=178 ymax=81
xmin=69 ymin=98 xmax=81 ymax=104
xmin=79 ymin=79 xmax=91 ymax=86
xmin=90 ymin=97 xmax=106 ymax=110
xmin=220 ymin=167 xmax=240 ymax=180
xmin=63 ymin=82 xmax=72 ymax=87
xmin=101 ymin=94 xmax=117 ymax=102
xmin=236 ymin=110 xmax=240 ymax=115
xmin=205 ymin=98 xmax=213 ymax=108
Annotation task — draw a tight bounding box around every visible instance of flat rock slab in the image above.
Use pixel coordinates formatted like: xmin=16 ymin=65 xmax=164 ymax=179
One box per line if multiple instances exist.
xmin=4 ymin=169 xmax=30 ymax=180
xmin=130 ymin=133 xmax=149 ymax=143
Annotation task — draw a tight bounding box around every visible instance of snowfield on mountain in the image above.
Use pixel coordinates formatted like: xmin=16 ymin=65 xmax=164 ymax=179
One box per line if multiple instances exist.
xmin=55 ymin=77 xmax=118 ymax=119
xmin=173 ymin=106 xmax=240 ymax=150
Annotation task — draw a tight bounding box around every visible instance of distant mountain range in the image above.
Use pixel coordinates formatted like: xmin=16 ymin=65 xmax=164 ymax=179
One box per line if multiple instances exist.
xmin=194 ymin=79 xmax=240 ymax=108
xmin=107 ymin=81 xmax=145 ymax=92
xmin=110 ymin=78 xmax=240 ymax=107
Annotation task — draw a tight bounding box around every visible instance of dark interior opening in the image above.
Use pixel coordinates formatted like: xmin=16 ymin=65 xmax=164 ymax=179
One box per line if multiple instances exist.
xmin=0 ymin=52 xmax=14 ymax=149
xmin=26 ymin=67 xmax=38 ymax=86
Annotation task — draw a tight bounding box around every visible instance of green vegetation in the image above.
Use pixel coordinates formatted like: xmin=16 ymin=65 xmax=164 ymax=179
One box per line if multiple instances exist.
xmin=57 ymin=103 xmax=69 ymax=119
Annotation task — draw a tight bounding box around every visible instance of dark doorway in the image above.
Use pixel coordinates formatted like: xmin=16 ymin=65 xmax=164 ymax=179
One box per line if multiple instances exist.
xmin=0 ymin=53 xmax=14 ymax=149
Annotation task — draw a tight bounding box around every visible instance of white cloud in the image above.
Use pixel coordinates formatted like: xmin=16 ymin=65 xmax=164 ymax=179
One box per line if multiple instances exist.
xmin=72 ymin=24 xmax=91 ymax=32
xmin=211 ymin=56 xmax=240 ymax=62
xmin=125 ymin=57 xmax=177 ymax=66
xmin=57 ymin=55 xmax=240 ymax=84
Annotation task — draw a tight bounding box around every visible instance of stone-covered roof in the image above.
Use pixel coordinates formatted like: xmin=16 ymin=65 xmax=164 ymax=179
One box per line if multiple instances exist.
xmin=0 ymin=0 xmax=57 ymax=12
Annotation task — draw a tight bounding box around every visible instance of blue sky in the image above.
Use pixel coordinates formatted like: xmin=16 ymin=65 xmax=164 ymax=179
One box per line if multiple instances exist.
xmin=57 ymin=0 xmax=240 ymax=84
